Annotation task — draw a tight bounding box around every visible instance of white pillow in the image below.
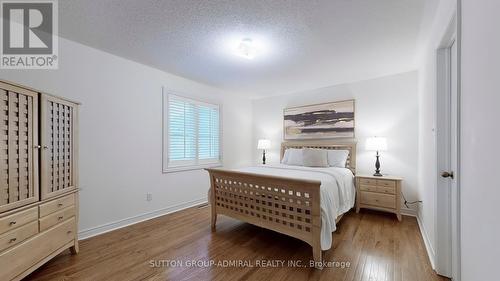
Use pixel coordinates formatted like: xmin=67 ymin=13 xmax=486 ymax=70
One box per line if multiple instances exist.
xmin=283 ymin=148 xmax=303 ymax=166
xmin=327 ymin=150 xmax=349 ymax=168
xmin=281 ymin=149 xmax=290 ymax=164
xmin=302 ymin=148 xmax=329 ymax=167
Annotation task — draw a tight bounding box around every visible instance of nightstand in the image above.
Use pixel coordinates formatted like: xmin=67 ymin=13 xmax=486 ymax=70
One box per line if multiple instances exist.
xmin=355 ymin=175 xmax=402 ymax=221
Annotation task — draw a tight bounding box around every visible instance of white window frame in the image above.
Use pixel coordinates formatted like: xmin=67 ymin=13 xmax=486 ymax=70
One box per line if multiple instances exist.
xmin=162 ymin=88 xmax=223 ymax=173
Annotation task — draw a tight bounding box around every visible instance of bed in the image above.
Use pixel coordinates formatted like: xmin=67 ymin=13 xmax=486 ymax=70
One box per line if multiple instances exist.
xmin=205 ymin=141 xmax=356 ymax=268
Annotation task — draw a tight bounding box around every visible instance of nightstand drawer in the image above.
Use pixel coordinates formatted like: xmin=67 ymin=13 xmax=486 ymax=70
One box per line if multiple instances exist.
xmin=360 ymin=191 xmax=396 ymax=209
xmin=377 ymin=185 xmax=396 ymax=194
xmin=377 ymin=179 xmax=396 ymax=188
xmin=359 ymin=178 xmax=377 ymax=186
xmin=359 ymin=184 xmax=377 ymax=192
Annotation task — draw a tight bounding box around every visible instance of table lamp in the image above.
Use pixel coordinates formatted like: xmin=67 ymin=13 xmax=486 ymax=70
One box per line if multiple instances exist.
xmin=365 ymin=137 xmax=387 ymax=176
xmin=257 ymin=139 xmax=271 ymax=165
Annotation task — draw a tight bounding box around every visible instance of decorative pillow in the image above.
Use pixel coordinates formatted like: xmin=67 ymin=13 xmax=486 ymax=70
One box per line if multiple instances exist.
xmin=302 ymin=148 xmax=329 ymax=167
xmin=327 ymin=150 xmax=349 ymax=168
xmin=283 ymin=148 xmax=303 ymax=166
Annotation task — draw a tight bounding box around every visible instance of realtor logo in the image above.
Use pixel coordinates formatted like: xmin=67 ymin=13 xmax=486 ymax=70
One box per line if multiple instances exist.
xmin=1 ymin=0 xmax=58 ymax=69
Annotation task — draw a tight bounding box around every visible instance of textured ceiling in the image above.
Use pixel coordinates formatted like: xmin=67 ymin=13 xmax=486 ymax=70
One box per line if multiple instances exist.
xmin=59 ymin=0 xmax=428 ymax=98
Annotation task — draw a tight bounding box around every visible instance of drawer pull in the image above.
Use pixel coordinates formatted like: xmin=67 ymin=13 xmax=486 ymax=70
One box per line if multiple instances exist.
xmin=58 ymin=203 xmax=64 ymax=207
xmin=9 ymin=221 xmax=16 ymax=225
xmin=58 ymin=216 xmax=64 ymax=220
xmin=67 ymin=230 xmax=72 ymax=234
xmin=9 ymin=238 xmax=17 ymax=243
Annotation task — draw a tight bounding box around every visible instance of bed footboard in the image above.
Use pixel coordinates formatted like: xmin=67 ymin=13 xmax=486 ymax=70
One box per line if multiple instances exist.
xmin=206 ymin=168 xmax=323 ymax=267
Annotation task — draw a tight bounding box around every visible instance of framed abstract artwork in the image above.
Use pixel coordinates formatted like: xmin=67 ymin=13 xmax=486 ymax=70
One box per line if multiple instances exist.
xmin=283 ymin=100 xmax=355 ymax=140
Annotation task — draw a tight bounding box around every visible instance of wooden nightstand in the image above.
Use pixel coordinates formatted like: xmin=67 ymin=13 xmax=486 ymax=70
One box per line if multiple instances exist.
xmin=355 ymin=175 xmax=403 ymax=221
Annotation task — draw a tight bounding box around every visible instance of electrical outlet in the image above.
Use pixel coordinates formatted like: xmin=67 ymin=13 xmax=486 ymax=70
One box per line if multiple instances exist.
xmin=146 ymin=193 xmax=153 ymax=202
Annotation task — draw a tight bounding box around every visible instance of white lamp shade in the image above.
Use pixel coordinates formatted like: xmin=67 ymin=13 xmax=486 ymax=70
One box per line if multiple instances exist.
xmin=365 ymin=137 xmax=387 ymax=151
xmin=257 ymin=139 xmax=271 ymax=150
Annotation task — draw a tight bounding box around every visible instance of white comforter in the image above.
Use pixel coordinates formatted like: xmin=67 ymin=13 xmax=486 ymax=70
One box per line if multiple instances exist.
xmin=235 ymin=164 xmax=355 ymax=250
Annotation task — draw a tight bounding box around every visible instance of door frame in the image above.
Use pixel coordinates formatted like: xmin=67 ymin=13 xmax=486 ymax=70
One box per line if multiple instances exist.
xmin=435 ymin=8 xmax=461 ymax=281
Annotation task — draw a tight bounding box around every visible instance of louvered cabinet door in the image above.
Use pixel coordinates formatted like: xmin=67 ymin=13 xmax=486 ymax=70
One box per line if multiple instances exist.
xmin=41 ymin=95 xmax=78 ymax=199
xmin=0 ymin=82 xmax=39 ymax=213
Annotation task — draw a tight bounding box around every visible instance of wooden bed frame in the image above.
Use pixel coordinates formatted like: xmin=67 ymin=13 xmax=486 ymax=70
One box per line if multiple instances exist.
xmin=206 ymin=140 xmax=356 ymax=267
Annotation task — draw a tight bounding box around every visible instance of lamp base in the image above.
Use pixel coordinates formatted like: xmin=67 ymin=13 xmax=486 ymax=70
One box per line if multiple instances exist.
xmin=373 ymin=151 xmax=382 ymax=176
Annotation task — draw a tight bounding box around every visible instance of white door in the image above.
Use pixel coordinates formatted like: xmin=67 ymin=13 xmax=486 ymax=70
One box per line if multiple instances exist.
xmin=449 ymin=39 xmax=460 ymax=281
xmin=436 ymin=38 xmax=460 ymax=280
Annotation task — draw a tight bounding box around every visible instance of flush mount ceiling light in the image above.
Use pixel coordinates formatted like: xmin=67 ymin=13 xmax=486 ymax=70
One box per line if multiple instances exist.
xmin=235 ymin=38 xmax=258 ymax=59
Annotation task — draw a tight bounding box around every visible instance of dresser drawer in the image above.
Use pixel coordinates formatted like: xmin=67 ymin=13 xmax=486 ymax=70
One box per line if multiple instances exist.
xmin=39 ymin=193 xmax=75 ymax=217
xmin=39 ymin=206 xmax=75 ymax=232
xmin=359 ymin=178 xmax=377 ymax=186
xmin=0 ymin=218 xmax=76 ymax=281
xmin=359 ymin=184 xmax=377 ymax=192
xmin=377 ymin=185 xmax=396 ymax=195
xmin=0 ymin=221 xmax=38 ymax=252
xmin=377 ymin=179 xmax=396 ymax=188
xmin=0 ymin=207 xmax=38 ymax=235
xmin=360 ymin=191 xmax=396 ymax=209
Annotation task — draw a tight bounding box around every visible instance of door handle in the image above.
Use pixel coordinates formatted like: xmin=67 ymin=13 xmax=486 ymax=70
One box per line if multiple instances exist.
xmin=441 ymin=171 xmax=454 ymax=179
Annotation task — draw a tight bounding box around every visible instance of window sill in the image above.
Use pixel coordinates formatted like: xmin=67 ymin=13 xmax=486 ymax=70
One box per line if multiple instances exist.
xmin=162 ymin=163 xmax=222 ymax=173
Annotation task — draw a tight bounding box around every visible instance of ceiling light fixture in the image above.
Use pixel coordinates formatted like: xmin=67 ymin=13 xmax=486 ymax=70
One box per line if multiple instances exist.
xmin=235 ymin=38 xmax=258 ymax=59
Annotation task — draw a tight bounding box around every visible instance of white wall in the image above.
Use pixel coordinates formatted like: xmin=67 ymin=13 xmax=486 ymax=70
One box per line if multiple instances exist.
xmin=252 ymin=71 xmax=420 ymax=211
xmin=0 ymin=37 xmax=253 ymax=238
xmin=416 ymin=0 xmax=456 ymax=267
xmin=461 ymin=0 xmax=500 ymax=279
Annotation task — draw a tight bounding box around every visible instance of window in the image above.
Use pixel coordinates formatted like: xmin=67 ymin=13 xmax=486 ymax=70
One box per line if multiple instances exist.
xmin=163 ymin=93 xmax=221 ymax=172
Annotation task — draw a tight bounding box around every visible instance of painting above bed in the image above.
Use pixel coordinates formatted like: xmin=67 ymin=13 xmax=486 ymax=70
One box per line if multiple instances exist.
xmin=284 ymin=100 xmax=355 ymax=140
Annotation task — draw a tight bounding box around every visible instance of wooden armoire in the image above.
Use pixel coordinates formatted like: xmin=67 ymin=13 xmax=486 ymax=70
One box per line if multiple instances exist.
xmin=0 ymin=80 xmax=79 ymax=281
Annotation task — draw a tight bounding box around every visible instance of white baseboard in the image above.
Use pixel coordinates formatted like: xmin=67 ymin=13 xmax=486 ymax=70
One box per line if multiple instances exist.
xmin=400 ymin=207 xmax=434 ymax=269
xmin=401 ymin=207 xmax=417 ymax=217
xmin=416 ymin=214 xmax=436 ymax=269
xmin=78 ymin=198 xmax=208 ymax=240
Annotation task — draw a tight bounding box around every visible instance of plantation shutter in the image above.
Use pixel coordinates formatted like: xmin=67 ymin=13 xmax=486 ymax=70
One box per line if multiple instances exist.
xmin=167 ymin=94 xmax=220 ymax=168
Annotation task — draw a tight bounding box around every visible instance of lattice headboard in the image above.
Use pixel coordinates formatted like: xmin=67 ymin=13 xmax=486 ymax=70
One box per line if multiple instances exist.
xmin=280 ymin=140 xmax=357 ymax=173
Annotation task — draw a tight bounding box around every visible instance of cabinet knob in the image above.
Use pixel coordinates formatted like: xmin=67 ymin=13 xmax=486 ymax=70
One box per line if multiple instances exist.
xmin=9 ymin=221 xmax=16 ymax=225
xmin=34 ymin=145 xmax=41 ymax=149
xmin=9 ymin=238 xmax=17 ymax=243
xmin=43 ymin=146 xmax=49 ymax=149
xmin=58 ymin=216 xmax=64 ymax=220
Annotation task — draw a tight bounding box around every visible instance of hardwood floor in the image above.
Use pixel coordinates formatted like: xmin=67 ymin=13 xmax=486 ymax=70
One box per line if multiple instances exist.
xmin=25 ymin=206 xmax=448 ymax=281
